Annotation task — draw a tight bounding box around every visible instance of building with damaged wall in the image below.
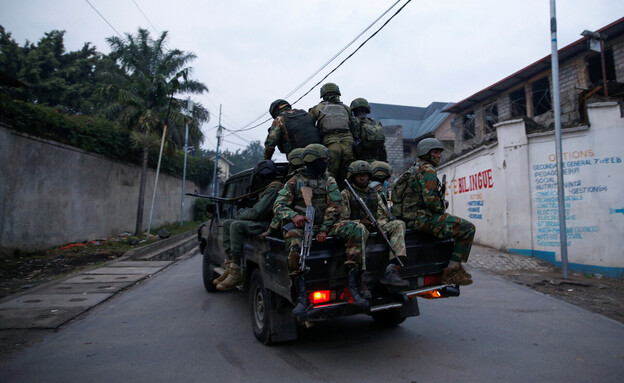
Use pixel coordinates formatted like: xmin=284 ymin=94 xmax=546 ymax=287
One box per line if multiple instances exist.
xmin=438 ymin=17 xmax=624 ymax=277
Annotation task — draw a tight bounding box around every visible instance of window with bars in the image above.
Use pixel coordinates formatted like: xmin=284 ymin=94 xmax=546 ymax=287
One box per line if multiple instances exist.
xmin=462 ymin=111 xmax=475 ymax=141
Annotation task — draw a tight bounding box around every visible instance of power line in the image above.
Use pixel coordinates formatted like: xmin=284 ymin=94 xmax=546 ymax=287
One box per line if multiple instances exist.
xmin=83 ymin=0 xmax=123 ymax=38
xmin=230 ymin=0 xmax=412 ymax=133
xmin=132 ymin=0 xmax=159 ymax=35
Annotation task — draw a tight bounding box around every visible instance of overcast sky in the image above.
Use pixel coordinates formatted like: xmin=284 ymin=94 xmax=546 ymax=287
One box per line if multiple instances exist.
xmin=1 ymin=0 xmax=622 ymax=158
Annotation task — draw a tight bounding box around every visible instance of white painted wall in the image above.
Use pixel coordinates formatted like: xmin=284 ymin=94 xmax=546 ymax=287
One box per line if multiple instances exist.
xmin=438 ymin=102 xmax=624 ymax=277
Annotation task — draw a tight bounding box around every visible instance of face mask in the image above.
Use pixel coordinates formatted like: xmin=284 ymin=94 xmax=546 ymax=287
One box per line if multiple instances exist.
xmin=305 ymin=160 xmax=327 ymax=177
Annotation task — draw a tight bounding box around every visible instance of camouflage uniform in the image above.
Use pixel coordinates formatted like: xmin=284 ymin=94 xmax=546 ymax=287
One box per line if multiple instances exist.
xmin=273 ymin=172 xmax=365 ymax=275
xmin=309 ymin=97 xmax=355 ymax=187
xmin=402 ymin=160 xmax=475 ymax=263
xmin=223 ymin=181 xmax=284 ymax=263
xmin=340 ymin=183 xmax=406 ymax=263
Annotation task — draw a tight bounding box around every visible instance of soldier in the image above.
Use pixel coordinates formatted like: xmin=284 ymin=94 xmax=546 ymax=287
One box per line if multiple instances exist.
xmin=392 ymin=138 xmax=475 ymax=286
xmin=350 ymin=98 xmax=387 ymax=163
xmin=341 ymin=161 xmax=409 ymax=289
xmin=215 ymin=160 xmax=283 ymax=290
xmin=370 ymin=160 xmax=393 ymax=216
xmin=273 ymin=143 xmax=369 ymax=315
xmin=263 ymin=99 xmax=320 ymax=160
xmin=308 ymin=83 xmax=356 ymax=187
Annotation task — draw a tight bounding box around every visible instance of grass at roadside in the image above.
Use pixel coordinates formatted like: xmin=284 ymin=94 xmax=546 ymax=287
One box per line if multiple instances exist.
xmin=0 ymin=221 xmax=201 ymax=299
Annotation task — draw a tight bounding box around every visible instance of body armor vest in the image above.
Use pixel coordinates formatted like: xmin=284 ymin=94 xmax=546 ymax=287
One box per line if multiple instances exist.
xmin=280 ymin=109 xmax=321 ymax=154
xmin=318 ymin=102 xmax=350 ymax=134
xmin=293 ymin=175 xmax=327 ymax=226
xmin=349 ymin=186 xmax=378 ymax=221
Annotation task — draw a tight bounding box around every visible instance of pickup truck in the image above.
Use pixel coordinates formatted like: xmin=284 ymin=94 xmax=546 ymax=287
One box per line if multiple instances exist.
xmin=196 ymin=163 xmax=460 ymax=344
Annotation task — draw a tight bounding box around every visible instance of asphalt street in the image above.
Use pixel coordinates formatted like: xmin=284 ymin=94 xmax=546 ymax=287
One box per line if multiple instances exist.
xmin=1 ymin=248 xmax=623 ymax=383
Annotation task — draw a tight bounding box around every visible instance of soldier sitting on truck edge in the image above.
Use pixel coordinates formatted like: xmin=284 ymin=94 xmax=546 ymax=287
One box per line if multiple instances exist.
xmin=341 ymin=160 xmax=409 ymax=289
xmin=370 ymin=161 xmax=393 ymax=217
xmin=215 ymin=160 xmax=284 ymax=290
xmin=273 ymin=143 xmax=369 ymax=316
xmin=391 ymin=138 xmax=475 ymax=286
xmin=263 ymin=99 xmax=321 ymax=160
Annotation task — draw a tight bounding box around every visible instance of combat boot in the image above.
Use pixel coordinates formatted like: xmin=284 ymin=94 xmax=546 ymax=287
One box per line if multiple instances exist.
xmin=441 ymin=265 xmax=473 ymax=286
xmin=347 ymin=266 xmax=370 ymax=309
xmin=380 ymin=264 xmax=410 ymax=289
xmin=216 ymin=263 xmax=242 ymax=290
xmin=213 ymin=260 xmax=230 ymax=285
xmin=292 ymin=277 xmax=309 ymax=317
xmin=359 ymin=274 xmax=372 ymax=300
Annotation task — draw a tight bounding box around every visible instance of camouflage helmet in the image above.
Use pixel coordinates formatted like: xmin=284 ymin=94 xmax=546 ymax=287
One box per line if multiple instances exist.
xmin=287 ymin=148 xmax=305 ymax=167
xmin=416 ymin=137 xmax=444 ymax=157
xmin=370 ymin=161 xmax=392 ymax=181
xmin=350 ymin=98 xmax=371 ymax=114
xmin=269 ymin=99 xmax=291 ymax=119
xmin=302 ymin=143 xmax=329 ymax=163
xmin=252 ymin=159 xmax=278 ymax=177
xmin=320 ymin=82 xmax=341 ymax=98
xmin=346 ymin=160 xmax=373 ymax=180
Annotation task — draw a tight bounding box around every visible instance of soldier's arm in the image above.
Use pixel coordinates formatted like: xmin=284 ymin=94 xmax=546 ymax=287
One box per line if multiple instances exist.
xmin=375 ymin=191 xmax=390 ymax=226
xmin=263 ymin=118 xmax=283 ymax=160
xmin=418 ymin=164 xmax=445 ymax=213
xmin=320 ymin=176 xmax=342 ymax=232
xmin=237 ymin=187 xmax=279 ymax=221
xmin=339 ymin=189 xmax=352 ymax=220
xmin=273 ymin=179 xmax=298 ymax=222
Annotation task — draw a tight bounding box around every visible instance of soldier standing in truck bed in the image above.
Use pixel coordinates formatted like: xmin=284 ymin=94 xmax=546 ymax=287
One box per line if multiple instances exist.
xmin=273 ymin=143 xmax=369 ymax=315
xmin=350 ymin=98 xmax=387 ymax=163
xmin=263 ymin=99 xmax=321 ymax=160
xmin=308 ymin=83 xmax=356 ymax=188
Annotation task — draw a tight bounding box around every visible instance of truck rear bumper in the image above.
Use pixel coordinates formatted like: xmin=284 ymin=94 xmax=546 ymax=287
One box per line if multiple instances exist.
xmin=299 ymin=284 xmax=459 ymax=322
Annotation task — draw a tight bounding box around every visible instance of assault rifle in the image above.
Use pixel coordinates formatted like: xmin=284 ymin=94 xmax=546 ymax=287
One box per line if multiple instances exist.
xmin=344 ymin=179 xmax=403 ymax=267
xmin=185 ymin=193 xmax=249 ymax=207
xmin=439 ymin=174 xmax=448 ymax=210
xmin=299 ymin=187 xmax=315 ymax=272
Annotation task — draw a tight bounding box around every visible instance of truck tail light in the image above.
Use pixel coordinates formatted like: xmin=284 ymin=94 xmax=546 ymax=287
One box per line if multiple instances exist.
xmin=309 ymin=290 xmax=331 ymax=305
xmin=423 ymin=274 xmax=441 ymax=286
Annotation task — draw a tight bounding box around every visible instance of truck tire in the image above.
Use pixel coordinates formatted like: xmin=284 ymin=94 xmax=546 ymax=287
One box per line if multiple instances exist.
xmin=202 ymin=249 xmax=219 ymax=293
xmin=249 ymin=269 xmax=275 ymax=344
xmin=372 ymin=309 xmax=406 ymax=327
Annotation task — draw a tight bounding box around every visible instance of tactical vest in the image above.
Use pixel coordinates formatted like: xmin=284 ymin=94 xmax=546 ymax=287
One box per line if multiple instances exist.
xmin=318 ymin=102 xmax=350 ymax=134
xmin=293 ymin=175 xmax=327 ymax=226
xmin=280 ymin=109 xmax=321 ymax=154
xmin=348 ymin=186 xmax=379 ymax=221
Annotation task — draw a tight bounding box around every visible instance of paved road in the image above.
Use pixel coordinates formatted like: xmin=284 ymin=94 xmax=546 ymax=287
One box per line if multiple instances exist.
xmin=1 ymin=250 xmax=622 ymax=382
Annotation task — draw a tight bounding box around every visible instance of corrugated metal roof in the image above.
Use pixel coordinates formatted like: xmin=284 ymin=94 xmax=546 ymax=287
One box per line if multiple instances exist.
xmin=369 ymin=102 xmax=453 ymax=139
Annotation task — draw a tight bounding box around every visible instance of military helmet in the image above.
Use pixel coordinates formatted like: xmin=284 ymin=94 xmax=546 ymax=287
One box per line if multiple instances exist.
xmin=320 ymin=82 xmax=341 ymax=98
xmin=269 ymin=99 xmax=291 ymax=119
xmin=370 ymin=161 xmax=392 ymax=181
xmin=350 ymin=98 xmax=371 ymax=114
xmin=302 ymin=143 xmax=330 ymax=163
xmin=416 ymin=137 xmax=444 ymax=157
xmin=253 ymin=159 xmax=278 ymax=177
xmin=347 ymin=160 xmax=373 ymax=180
xmin=287 ymin=148 xmax=305 ymax=167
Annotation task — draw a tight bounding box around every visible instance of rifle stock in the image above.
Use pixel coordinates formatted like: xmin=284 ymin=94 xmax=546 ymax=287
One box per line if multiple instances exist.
xmin=344 ymin=179 xmax=403 ymax=267
xmin=299 ymin=187 xmax=315 ymax=272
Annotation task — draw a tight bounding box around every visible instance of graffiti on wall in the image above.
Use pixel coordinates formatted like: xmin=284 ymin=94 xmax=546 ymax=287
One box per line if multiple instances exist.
xmin=532 ymin=148 xmax=621 ymax=247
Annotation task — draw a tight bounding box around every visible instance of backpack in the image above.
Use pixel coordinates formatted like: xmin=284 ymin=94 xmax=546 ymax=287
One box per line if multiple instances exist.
xmin=358 ymin=119 xmax=385 ymax=150
xmin=390 ymin=166 xmax=420 ymax=220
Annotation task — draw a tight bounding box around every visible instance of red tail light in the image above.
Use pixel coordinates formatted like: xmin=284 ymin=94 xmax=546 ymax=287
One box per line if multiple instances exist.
xmin=309 ymin=290 xmax=331 ymax=304
xmin=423 ymin=274 xmax=442 ymax=286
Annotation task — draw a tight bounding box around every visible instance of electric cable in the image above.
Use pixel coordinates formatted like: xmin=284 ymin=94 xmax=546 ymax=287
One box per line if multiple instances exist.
xmin=83 ymin=0 xmax=123 ymax=38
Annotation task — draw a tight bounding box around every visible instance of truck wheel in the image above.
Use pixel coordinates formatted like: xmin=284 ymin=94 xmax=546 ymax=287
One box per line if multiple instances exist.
xmin=372 ymin=310 xmax=406 ymax=327
xmin=202 ymin=249 xmax=218 ymax=293
xmin=249 ymin=269 xmax=274 ymax=345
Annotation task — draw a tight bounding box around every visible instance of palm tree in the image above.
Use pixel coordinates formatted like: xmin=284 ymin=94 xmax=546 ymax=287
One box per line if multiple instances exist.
xmin=100 ymin=28 xmax=208 ymax=235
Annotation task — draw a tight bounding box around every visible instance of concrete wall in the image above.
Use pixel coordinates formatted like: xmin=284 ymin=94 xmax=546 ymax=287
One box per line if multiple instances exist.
xmin=0 ymin=125 xmax=199 ymax=253
xmin=439 ymin=102 xmax=624 ymax=277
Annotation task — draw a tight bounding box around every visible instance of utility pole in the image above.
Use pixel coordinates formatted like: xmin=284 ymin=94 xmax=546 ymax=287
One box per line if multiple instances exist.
xmin=180 ymin=99 xmax=193 ymax=226
xmin=550 ymin=0 xmax=569 ymax=278
xmin=213 ymin=104 xmax=223 ymax=197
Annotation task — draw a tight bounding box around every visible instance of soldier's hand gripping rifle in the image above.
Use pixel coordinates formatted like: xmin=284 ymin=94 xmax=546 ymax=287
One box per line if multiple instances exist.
xmin=344 ymin=179 xmax=403 ymax=267
xmin=299 ymin=186 xmax=315 ymax=272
